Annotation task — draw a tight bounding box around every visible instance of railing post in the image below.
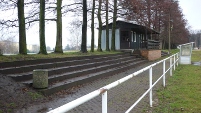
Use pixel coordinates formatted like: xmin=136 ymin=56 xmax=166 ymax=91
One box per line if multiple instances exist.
xmin=102 ymin=91 xmax=107 ymax=113
xmin=170 ymin=56 xmax=172 ymax=76
xmin=149 ymin=67 xmax=153 ymax=107
xmin=163 ymin=60 xmax=166 ymax=87
xmin=174 ymin=54 xmax=175 ymax=70
xmin=177 ymin=53 xmax=179 ymax=66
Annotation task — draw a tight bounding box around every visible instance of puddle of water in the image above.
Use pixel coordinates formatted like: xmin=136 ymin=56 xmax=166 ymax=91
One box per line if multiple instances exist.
xmin=192 ymin=62 xmax=201 ymax=66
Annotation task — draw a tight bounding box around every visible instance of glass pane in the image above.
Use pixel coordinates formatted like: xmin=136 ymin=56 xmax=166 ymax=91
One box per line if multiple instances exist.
xmin=131 ymin=31 xmax=133 ymax=42
xmin=134 ymin=32 xmax=136 ymax=42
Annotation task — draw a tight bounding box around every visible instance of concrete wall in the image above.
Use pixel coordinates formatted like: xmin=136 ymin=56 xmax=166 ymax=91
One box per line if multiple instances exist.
xmin=140 ymin=50 xmax=161 ymax=61
xmin=101 ymin=29 xmax=120 ymax=50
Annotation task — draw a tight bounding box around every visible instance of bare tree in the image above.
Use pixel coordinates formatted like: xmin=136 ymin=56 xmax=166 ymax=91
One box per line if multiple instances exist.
xmin=90 ymin=0 xmax=95 ymax=52
xmin=121 ymin=0 xmax=190 ymax=49
xmin=97 ymin=0 xmax=103 ymax=52
xmin=39 ymin=0 xmax=47 ymax=54
xmin=55 ymin=0 xmax=63 ymax=53
xmin=17 ymin=0 xmax=27 ymax=54
xmin=68 ymin=19 xmax=82 ymax=50
xmin=105 ymin=0 xmax=110 ymax=51
xmin=80 ymin=0 xmax=87 ymax=53
xmin=111 ymin=0 xmax=117 ymax=51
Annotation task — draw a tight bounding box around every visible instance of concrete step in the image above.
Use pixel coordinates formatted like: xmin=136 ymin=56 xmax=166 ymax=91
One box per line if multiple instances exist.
xmin=8 ymin=56 xmax=134 ymax=82
xmin=38 ymin=60 xmax=147 ymax=95
xmin=0 ymin=53 xmax=127 ymax=68
xmin=21 ymin=57 xmax=141 ymax=85
xmin=0 ymin=54 xmax=128 ymax=74
xmin=2 ymin=52 xmax=148 ymax=96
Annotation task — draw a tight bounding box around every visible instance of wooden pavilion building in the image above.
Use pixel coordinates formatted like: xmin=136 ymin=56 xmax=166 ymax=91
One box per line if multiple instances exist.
xmin=101 ymin=20 xmax=161 ymax=61
xmin=101 ymin=20 xmax=160 ymax=50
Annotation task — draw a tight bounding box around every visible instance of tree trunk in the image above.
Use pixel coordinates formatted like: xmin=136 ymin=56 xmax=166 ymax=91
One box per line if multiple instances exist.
xmin=111 ymin=0 xmax=117 ymax=51
xmin=55 ymin=0 xmax=63 ymax=53
xmin=105 ymin=0 xmax=110 ymax=51
xmin=91 ymin=0 xmax=95 ymax=52
xmin=39 ymin=0 xmax=47 ymax=54
xmin=97 ymin=0 xmax=102 ymax=52
xmin=17 ymin=0 xmax=27 ymax=55
xmin=81 ymin=0 xmax=87 ymax=53
xmin=147 ymin=0 xmax=151 ymax=28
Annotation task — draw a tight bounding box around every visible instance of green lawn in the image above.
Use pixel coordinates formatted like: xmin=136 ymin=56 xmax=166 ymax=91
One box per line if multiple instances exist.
xmin=151 ymin=50 xmax=201 ymax=113
xmin=162 ymin=49 xmax=180 ymax=54
xmin=191 ymin=50 xmax=201 ymax=62
xmin=0 ymin=51 xmax=121 ymax=63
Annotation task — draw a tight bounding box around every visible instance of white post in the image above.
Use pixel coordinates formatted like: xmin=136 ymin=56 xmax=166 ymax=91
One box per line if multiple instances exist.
xmin=170 ymin=56 xmax=172 ymax=76
xmin=177 ymin=53 xmax=179 ymax=66
xmin=102 ymin=91 xmax=107 ymax=113
xmin=163 ymin=60 xmax=166 ymax=87
xmin=149 ymin=67 xmax=153 ymax=107
xmin=174 ymin=54 xmax=175 ymax=70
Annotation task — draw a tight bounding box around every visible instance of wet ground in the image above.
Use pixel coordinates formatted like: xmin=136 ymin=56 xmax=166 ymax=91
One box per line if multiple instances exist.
xmin=12 ymin=60 xmax=171 ymax=113
xmin=192 ymin=61 xmax=201 ymax=66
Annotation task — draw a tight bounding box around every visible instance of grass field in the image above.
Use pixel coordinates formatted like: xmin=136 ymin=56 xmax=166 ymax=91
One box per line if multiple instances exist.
xmin=151 ymin=50 xmax=201 ymax=113
xmin=0 ymin=51 xmax=121 ymax=63
xmin=191 ymin=50 xmax=201 ymax=62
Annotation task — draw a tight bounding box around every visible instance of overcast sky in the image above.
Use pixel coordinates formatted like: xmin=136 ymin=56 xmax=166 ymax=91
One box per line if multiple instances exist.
xmin=178 ymin=0 xmax=201 ymax=30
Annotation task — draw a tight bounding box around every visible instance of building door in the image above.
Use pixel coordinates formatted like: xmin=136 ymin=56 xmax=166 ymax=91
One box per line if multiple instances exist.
xmin=130 ymin=31 xmax=137 ymax=49
xmin=120 ymin=31 xmax=130 ymax=49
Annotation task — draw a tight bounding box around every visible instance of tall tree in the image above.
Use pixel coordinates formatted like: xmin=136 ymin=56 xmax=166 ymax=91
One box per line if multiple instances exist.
xmin=105 ymin=0 xmax=110 ymax=51
xmin=81 ymin=0 xmax=87 ymax=53
xmin=90 ymin=0 xmax=95 ymax=52
xmin=146 ymin=0 xmax=151 ymax=28
xmin=97 ymin=0 xmax=102 ymax=51
xmin=121 ymin=0 xmax=189 ymax=48
xmin=17 ymin=0 xmax=27 ymax=55
xmin=111 ymin=0 xmax=117 ymax=51
xmin=39 ymin=0 xmax=47 ymax=54
xmin=55 ymin=0 xmax=63 ymax=53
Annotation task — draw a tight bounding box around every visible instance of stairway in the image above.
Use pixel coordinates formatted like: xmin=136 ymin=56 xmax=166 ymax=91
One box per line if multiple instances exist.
xmin=0 ymin=53 xmax=147 ymax=95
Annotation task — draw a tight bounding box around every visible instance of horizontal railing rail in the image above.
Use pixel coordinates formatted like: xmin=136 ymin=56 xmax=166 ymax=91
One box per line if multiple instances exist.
xmin=147 ymin=39 xmax=160 ymax=49
xmin=48 ymin=52 xmax=179 ymax=113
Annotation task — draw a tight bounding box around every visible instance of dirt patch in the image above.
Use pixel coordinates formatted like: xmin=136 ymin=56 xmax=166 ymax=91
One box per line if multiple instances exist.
xmin=0 ymin=74 xmax=45 ymax=113
xmin=0 ymin=74 xmax=83 ymax=113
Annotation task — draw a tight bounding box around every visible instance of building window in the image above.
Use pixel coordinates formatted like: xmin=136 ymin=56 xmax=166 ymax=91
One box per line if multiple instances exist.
xmin=121 ymin=31 xmax=129 ymax=41
xmin=134 ymin=32 xmax=136 ymax=42
xmin=131 ymin=31 xmax=133 ymax=42
xmin=131 ymin=31 xmax=136 ymax=42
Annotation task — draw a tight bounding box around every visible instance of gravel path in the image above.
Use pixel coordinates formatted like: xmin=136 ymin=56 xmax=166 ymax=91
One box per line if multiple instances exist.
xmin=17 ymin=59 xmax=173 ymax=113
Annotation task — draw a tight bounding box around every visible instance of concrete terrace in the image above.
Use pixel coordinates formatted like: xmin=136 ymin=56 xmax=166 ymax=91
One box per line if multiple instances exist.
xmin=15 ymin=58 xmax=171 ymax=113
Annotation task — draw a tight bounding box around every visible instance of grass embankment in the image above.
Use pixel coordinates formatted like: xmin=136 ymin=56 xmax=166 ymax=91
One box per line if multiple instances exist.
xmin=152 ymin=50 xmax=201 ymax=113
xmin=191 ymin=50 xmax=201 ymax=62
xmin=163 ymin=49 xmax=180 ymax=54
xmin=0 ymin=51 xmax=121 ymax=63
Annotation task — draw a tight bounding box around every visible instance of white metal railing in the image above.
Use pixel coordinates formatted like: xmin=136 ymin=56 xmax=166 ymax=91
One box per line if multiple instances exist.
xmin=48 ymin=52 xmax=179 ymax=113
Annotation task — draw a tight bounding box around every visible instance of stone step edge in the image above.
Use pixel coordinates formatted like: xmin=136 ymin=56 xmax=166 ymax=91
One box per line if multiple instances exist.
xmin=21 ymin=58 xmax=141 ymax=84
xmin=7 ymin=57 xmax=137 ymax=81
xmin=37 ymin=60 xmax=147 ymax=96
xmin=0 ymin=54 xmax=128 ymax=72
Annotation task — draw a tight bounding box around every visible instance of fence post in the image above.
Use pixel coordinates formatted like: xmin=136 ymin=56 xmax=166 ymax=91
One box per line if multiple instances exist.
xmin=174 ymin=54 xmax=175 ymax=70
xmin=102 ymin=91 xmax=107 ymax=113
xmin=149 ymin=67 xmax=153 ymax=107
xmin=163 ymin=60 xmax=166 ymax=87
xmin=177 ymin=53 xmax=179 ymax=66
xmin=170 ymin=56 xmax=172 ymax=76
